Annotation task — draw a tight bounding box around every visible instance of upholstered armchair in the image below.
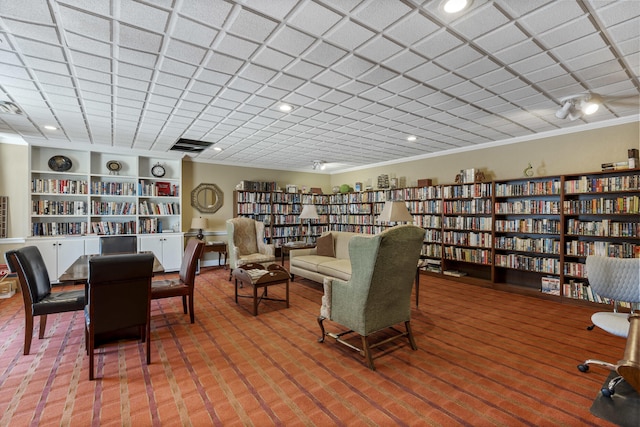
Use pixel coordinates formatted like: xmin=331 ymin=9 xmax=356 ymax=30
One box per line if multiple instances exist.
xmin=318 ymin=224 xmax=425 ymax=370
xmin=226 ymin=217 xmax=276 ymax=279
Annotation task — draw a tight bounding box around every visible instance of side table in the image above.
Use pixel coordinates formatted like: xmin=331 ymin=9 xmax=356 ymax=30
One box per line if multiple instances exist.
xmin=203 ymin=241 xmax=227 ymax=269
xmin=232 ymin=263 xmax=290 ymax=316
xmin=281 ymin=242 xmax=315 ymax=265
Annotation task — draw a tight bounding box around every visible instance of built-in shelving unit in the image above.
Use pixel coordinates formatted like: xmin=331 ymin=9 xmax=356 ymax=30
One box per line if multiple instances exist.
xmin=28 ymin=146 xmax=184 ymax=278
xmin=232 ymin=168 xmax=638 ymax=306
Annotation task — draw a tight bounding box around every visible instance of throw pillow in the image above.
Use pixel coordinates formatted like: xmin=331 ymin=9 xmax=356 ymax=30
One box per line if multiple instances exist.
xmin=316 ymin=233 xmax=335 ymax=257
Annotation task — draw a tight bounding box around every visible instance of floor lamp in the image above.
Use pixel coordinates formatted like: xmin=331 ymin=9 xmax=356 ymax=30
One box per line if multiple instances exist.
xmin=299 ymin=205 xmax=319 ymax=244
xmin=377 ymin=201 xmax=413 ymax=225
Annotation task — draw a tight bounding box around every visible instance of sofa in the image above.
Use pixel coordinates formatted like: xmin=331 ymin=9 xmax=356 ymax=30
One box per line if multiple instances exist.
xmin=289 ymin=231 xmax=368 ymax=283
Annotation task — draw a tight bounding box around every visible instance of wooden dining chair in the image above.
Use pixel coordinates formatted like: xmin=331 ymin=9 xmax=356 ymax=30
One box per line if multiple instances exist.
xmin=5 ymin=247 xmax=85 ymax=355
xmin=150 ymin=239 xmax=204 ymax=323
xmin=85 ymin=253 xmax=154 ymax=380
xmin=99 ymin=235 xmax=137 ymax=254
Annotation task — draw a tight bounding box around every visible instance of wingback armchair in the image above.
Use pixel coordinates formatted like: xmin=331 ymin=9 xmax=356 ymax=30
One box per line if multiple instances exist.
xmin=318 ymin=224 xmax=425 ymax=370
xmin=226 ymin=217 xmax=275 ymax=279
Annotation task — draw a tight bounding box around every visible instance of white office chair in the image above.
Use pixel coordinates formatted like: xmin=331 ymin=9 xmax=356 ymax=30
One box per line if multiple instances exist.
xmin=577 ymin=256 xmax=640 ymax=397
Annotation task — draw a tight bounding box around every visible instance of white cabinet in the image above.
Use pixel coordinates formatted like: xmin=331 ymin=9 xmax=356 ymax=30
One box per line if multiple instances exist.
xmin=28 ymin=238 xmax=86 ymax=283
xmin=139 ymin=234 xmax=183 ymax=272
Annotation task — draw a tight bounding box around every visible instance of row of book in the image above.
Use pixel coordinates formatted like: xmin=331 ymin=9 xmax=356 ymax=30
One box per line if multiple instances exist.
xmin=442 ymin=231 xmax=492 ymax=248
xmin=495 ymin=200 xmax=561 ymax=215
xmin=494 ymin=254 xmax=560 ymax=274
xmin=32 ymin=179 xmax=88 ymax=195
xmin=238 ymin=181 xmax=277 ymax=192
xmin=421 ymin=245 xmax=442 ymax=258
xmin=415 ymin=214 xmax=442 ymax=229
xmin=236 ymin=204 xmax=272 ymax=214
xmin=91 ymin=201 xmax=135 ymax=216
xmin=495 ymin=236 xmax=560 ymax=254
xmin=494 ymin=180 xmax=561 ymax=197
xmin=32 ymin=200 xmax=86 ymax=216
xmin=32 ymin=222 xmax=87 ymax=236
xmin=443 ymin=247 xmax=491 ymax=264
xmin=441 ymin=182 xmax=492 ymax=198
xmin=565 ymin=241 xmax=638 ymax=258
xmin=139 ymin=181 xmax=179 ymax=197
xmin=90 ymin=221 xmax=136 ymax=235
xmin=406 ymin=200 xmax=442 ymax=214
xmin=563 ymin=196 xmax=639 ymax=214
xmin=443 ymin=216 xmax=492 ymax=231
xmin=494 ymin=218 xmax=560 ymax=234
xmin=443 ymin=199 xmax=492 ymax=214
xmin=564 ymin=174 xmax=640 ymax=193
xmin=138 ymin=201 xmax=180 ymax=216
xmin=565 ymin=219 xmax=639 ymax=237
xmin=91 ymin=181 xmax=136 ymax=196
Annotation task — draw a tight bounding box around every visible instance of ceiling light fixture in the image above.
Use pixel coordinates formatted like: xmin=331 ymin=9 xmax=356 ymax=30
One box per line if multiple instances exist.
xmin=555 ymin=94 xmax=600 ymax=121
xmin=44 ymin=125 xmax=57 ymax=130
xmin=312 ymin=160 xmax=326 ymax=170
xmin=407 ymin=135 xmax=417 ymax=142
xmin=279 ymin=103 xmax=293 ymax=112
xmin=442 ymin=0 xmax=472 ymax=14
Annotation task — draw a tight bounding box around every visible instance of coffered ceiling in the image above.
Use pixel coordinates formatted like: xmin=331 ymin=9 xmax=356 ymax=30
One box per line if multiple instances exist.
xmin=0 ymin=0 xmax=638 ymax=172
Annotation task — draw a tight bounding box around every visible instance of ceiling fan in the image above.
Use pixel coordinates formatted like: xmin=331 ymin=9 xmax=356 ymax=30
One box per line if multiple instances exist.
xmin=555 ymin=93 xmax=639 ymax=121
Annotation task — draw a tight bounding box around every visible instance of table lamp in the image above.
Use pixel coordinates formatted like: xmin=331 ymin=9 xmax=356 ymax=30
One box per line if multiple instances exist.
xmin=299 ymin=204 xmax=319 ymax=243
xmin=191 ymin=217 xmax=208 ymax=240
xmin=377 ymin=201 xmax=413 ymax=224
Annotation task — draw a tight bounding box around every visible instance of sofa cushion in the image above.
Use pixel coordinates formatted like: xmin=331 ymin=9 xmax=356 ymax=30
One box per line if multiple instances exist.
xmin=317 ymin=259 xmax=352 ymax=281
xmin=291 ymin=255 xmax=335 ymax=273
xmin=316 ymin=233 xmax=335 ymax=257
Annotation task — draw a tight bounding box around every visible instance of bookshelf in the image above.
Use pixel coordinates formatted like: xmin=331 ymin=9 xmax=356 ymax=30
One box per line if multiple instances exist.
xmin=28 ymin=146 xmax=184 ymax=278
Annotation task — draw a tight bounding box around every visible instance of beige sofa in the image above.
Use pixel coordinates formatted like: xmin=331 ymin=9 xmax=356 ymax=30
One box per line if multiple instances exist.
xmin=289 ymin=231 xmax=367 ymax=283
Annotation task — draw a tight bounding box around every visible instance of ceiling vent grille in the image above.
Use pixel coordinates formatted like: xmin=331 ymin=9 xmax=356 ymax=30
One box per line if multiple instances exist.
xmin=170 ymin=138 xmax=213 ymax=153
xmin=0 ymin=101 xmax=23 ymax=115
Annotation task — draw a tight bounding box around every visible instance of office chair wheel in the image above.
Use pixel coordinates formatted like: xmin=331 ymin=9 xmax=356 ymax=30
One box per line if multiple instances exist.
xmin=577 ymin=364 xmax=589 ymax=372
xmin=601 ymin=387 xmax=614 ymax=397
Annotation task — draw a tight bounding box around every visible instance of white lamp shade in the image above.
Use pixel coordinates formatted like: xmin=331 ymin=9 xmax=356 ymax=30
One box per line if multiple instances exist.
xmin=191 ymin=217 xmax=208 ymax=230
xmin=299 ymin=204 xmax=319 ymax=219
xmin=378 ymin=201 xmax=413 ymax=223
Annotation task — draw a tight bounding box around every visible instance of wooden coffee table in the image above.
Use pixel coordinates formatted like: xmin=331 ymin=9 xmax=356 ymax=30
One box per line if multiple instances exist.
xmin=232 ymin=263 xmax=290 ymax=316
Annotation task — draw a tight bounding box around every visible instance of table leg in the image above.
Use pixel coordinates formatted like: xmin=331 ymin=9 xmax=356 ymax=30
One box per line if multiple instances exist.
xmin=253 ymin=284 xmax=258 ymax=316
xmin=235 ymin=279 xmax=239 ymax=303
xmin=286 ymin=280 xmax=289 ymax=308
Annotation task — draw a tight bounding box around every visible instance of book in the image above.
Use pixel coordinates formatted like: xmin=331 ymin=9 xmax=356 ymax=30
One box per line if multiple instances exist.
xmin=156 ymin=182 xmax=172 ymax=196
xmin=443 ymin=270 xmax=467 ymax=277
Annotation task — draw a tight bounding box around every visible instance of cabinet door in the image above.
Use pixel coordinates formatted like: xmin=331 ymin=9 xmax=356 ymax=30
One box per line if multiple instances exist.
xmin=84 ymin=237 xmax=100 ymax=255
xmin=139 ymin=235 xmax=164 ymax=265
xmin=160 ymin=234 xmax=183 ymax=271
xmin=29 ymin=239 xmax=59 ymax=282
xmin=56 ymin=239 xmax=85 ymax=279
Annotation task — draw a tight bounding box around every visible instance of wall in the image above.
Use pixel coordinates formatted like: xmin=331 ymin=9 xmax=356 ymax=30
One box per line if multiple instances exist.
xmin=329 ymin=121 xmax=639 ymax=189
xmin=0 ymin=142 xmax=28 ymax=252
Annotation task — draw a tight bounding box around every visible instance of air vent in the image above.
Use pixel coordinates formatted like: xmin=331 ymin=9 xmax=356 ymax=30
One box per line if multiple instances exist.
xmin=170 ymin=138 xmax=213 ymax=153
xmin=0 ymin=101 xmax=23 ymax=115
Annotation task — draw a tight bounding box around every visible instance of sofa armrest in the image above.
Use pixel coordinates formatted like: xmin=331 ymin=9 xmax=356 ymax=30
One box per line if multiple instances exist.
xmin=289 ymin=248 xmax=317 ymax=259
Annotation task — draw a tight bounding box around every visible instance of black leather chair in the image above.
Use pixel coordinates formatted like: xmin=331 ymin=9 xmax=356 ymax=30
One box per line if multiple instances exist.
xmin=5 ymin=247 xmax=85 ymax=355
xmin=151 ymin=238 xmax=204 ymax=323
xmin=85 ymin=253 xmax=154 ymax=380
xmin=99 ymin=235 xmax=137 ymax=254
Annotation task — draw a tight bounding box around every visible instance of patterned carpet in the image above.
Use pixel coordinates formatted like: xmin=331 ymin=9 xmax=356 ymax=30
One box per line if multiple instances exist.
xmin=0 ymin=265 xmax=624 ymax=426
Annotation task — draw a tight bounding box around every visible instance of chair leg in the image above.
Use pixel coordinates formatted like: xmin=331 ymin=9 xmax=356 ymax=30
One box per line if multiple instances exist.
xmin=317 ymin=316 xmax=326 ymax=343
xmin=88 ymin=332 xmax=95 ymax=381
xmin=182 ymin=295 xmax=188 ymax=314
xmin=38 ymin=314 xmax=47 ymax=339
xmin=361 ymin=335 xmax=375 ymax=370
xmin=146 ymin=323 xmax=151 ymax=365
xmin=405 ymin=321 xmax=418 ymax=350
xmin=188 ymin=295 xmax=195 ymax=324
xmin=24 ymin=312 xmax=34 ymax=355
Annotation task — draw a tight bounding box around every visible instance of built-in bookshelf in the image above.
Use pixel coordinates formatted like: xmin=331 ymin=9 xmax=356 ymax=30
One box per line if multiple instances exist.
xmin=233 ymin=190 xmax=329 ymax=246
xmin=30 ymin=147 xmax=182 ymax=237
xmin=492 ymin=176 xmax=562 ymax=294
xmin=232 ymin=168 xmax=639 ymax=306
xmin=561 ymin=169 xmax=640 ymax=303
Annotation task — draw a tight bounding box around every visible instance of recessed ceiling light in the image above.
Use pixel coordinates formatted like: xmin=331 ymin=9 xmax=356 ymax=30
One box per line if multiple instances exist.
xmin=213 ymin=147 xmax=222 ymax=152
xmin=279 ymin=103 xmax=293 ymax=112
xmin=44 ymin=125 xmax=57 ymax=130
xmin=407 ymin=135 xmax=417 ymax=142
xmin=442 ymin=0 xmax=471 ymax=14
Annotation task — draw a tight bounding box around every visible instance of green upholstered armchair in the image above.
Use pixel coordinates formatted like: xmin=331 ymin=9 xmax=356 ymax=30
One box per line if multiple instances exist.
xmin=318 ymin=224 xmax=425 ymax=370
xmin=226 ymin=217 xmax=276 ymax=280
